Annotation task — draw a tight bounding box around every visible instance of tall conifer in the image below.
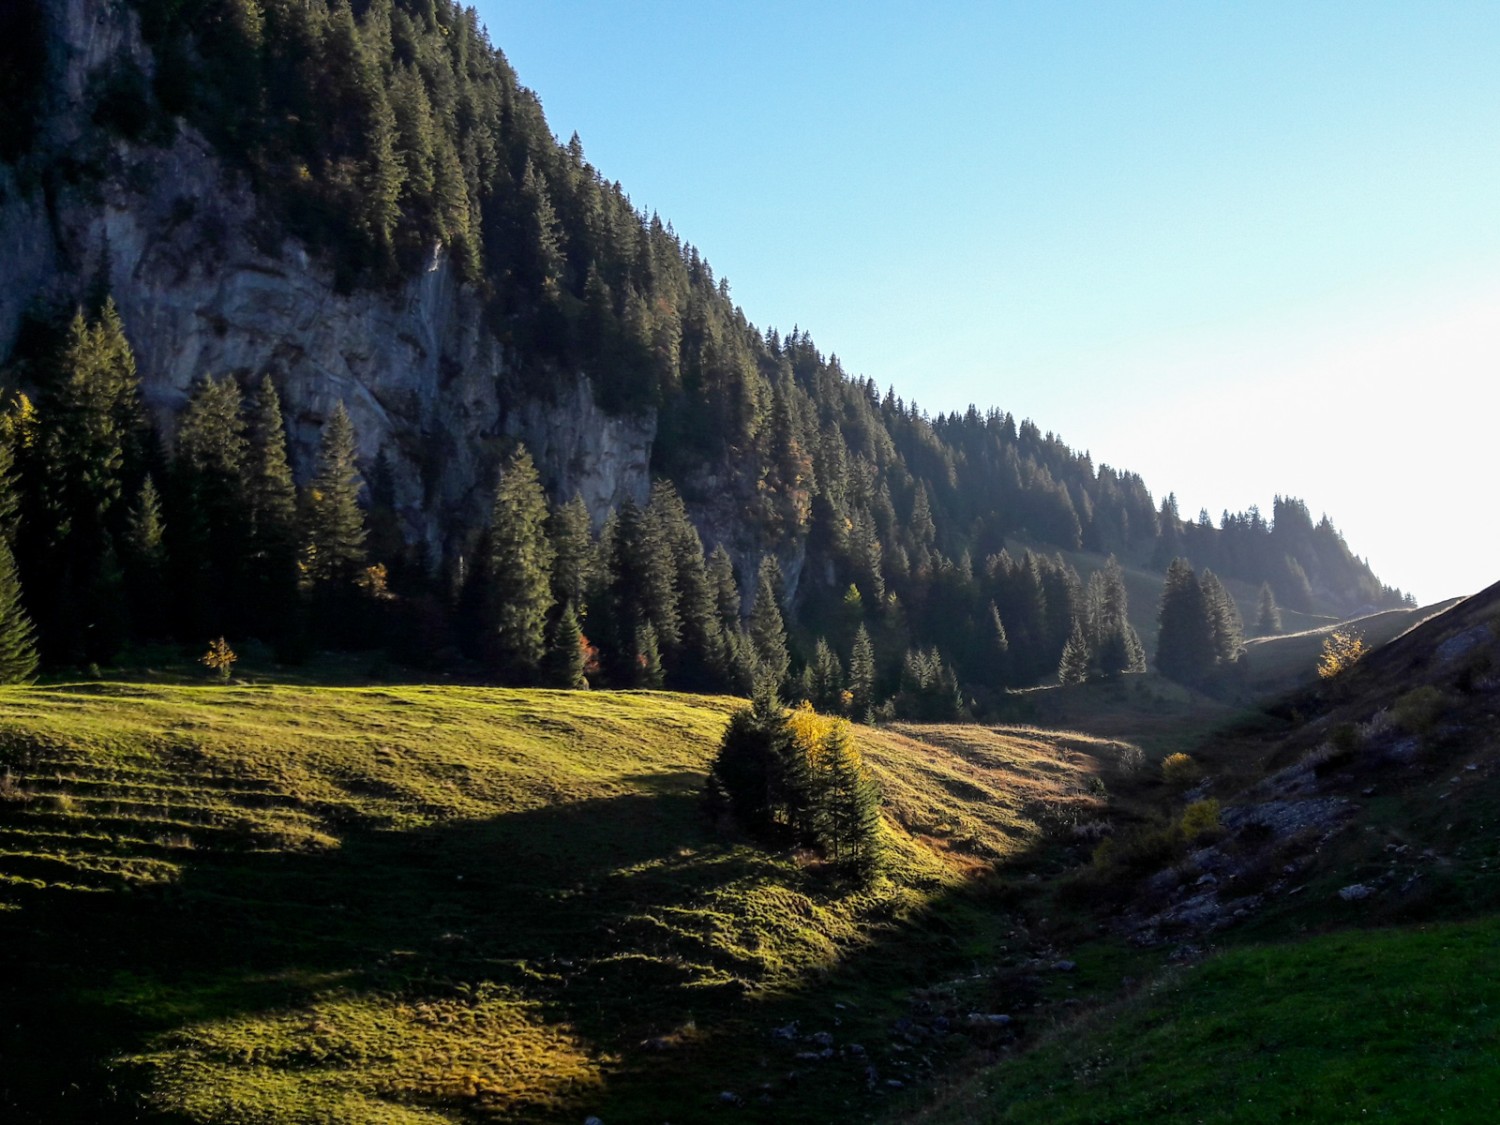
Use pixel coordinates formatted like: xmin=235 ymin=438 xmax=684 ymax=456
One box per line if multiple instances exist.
xmin=486 ymin=446 xmax=555 ymax=682
xmin=302 ymin=403 xmax=367 ymax=590
xmin=0 ymin=538 xmax=38 ymax=683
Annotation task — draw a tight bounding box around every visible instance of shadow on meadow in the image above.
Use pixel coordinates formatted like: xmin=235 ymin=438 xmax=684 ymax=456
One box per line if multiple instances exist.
xmin=1 ymin=767 xmax=1043 ymax=1123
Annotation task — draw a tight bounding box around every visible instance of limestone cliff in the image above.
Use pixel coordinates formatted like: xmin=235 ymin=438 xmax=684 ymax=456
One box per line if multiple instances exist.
xmin=0 ymin=0 xmax=655 ymax=562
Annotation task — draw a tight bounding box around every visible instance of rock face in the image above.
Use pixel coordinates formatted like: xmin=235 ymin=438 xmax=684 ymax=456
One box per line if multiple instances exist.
xmin=0 ymin=0 xmax=654 ymax=561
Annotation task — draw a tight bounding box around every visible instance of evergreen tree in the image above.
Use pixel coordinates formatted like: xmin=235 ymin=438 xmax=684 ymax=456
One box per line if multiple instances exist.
xmin=173 ymin=375 xmax=251 ymax=634
xmin=707 ymin=543 xmax=740 ymax=630
xmin=0 ymin=537 xmax=38 ymax=683
xmin=634 ymin=620 xmax=664 ymax=688
xmin=651 ymin=480 xmax=727 ymax=689
xmin=1058 ymin=619 xmax=1090 ymax=685
xmin=548 ymin=493 xmax=595 ymax=613
xmin=601 ymin=497 xmax=679 ymax=683
xmin=749 ymin=556 xmax=790 ymax=689
xmin=1201 ymin=569 xmax=1245 ymax=669
xmin=808 ymin=637 xmax=844 ymax=714
xmin=244 ymin=375 xmax=304 ymax=649
xmin=544 ymin=601 xmax=588 ymax=688
xmin=302 ymin=402 xmax=368 ymax=591
xmin=849 ymin=624 xmax=876 ymax=721
xmin=1255 ymin=581 xmax=1282 ymax=636
xmin=818 ymin=721 xmax=884 ymax=881
xmin=122 ymin=475 xmax=168 ymax=638
xmin=1156 ymin=558 xmax=1214 ymax=685
xmin=486 ymin=446 xmax=555 ymax=682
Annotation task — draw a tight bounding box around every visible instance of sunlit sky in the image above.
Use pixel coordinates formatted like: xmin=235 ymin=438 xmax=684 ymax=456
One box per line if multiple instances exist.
xmin=475 ymin=1 xmax=1500 ymax=603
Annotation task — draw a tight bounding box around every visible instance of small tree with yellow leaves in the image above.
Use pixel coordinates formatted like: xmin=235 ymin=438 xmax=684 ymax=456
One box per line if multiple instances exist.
xmin=1317 ymin=628 xmax=1367 ymax=680
xmin=201 ymin=636 xmax=237 ymax=682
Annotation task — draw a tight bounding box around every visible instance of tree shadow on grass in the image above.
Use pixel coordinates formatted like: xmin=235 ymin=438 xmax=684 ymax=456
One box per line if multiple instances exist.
xmin=0 ymin=767 xmax=1054 ymax=1123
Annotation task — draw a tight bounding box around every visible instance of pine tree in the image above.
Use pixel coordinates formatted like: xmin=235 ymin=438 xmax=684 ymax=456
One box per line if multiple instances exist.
xmin=749 ymin=556 xmax=790 ymax=690
xmin=1200 ymin=569 xmax=1244 ymax=668
xmin=707 ymin=543 xmax=740 ymax=631
xmin=1255 ymin=581 xmax=1282 ymax=636
xmin=808 ymin=637 xmax=844 ymax=714
xmin=0 ymin=537 xmax=38 ymax=683
xmin=173 ymin=375 xmax=251 ymax=634
xmin=122 ymin=475 xmax=168 ymax=638
xmin=1058 ymin=619 xmax=1090 ymax=685
xmin=849 ymin=624 xmax=876 ymax=721
xmin=544 ymin=601 xmax=588 ymax=688
xmin=244 ymin=375 xmax=304 ymax=649
xmin=486 ymin=446 xmax=555 ymax=683
xmin=548 ymin=493 xmax=595 ymax=613
xmin=1156 ymin=558 xmax=1214 ymax=685
xmin=302 ymin=402 xmax=367 ymax=590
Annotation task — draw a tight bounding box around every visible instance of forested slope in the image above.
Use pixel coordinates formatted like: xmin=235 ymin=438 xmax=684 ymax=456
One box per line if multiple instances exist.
xmin=0 ymin=0 xmax=1408 ymax=696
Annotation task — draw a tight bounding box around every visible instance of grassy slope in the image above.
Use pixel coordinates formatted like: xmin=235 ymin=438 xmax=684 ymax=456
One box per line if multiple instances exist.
xmin=0 ymin=682 xmax=1132 ymax=1123
xmin=912 ymin=916 xmax=1500 ymax=1124
xmin=899 ymin=583 xmax=1500 ymax=1123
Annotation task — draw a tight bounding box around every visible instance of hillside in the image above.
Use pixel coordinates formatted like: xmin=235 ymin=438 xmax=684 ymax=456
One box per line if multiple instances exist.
xmin=899 ymin=582 xmax=1500 ymax=1122
xmin=0 ymin=0 xmax=1411 ymax=702
xmin=0 ymin=680 xmax=1145 ymax=1122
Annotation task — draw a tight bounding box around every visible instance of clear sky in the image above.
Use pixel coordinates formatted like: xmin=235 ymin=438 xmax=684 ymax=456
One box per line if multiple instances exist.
xmin=474 ymin=1 xmax=1500 ymax=603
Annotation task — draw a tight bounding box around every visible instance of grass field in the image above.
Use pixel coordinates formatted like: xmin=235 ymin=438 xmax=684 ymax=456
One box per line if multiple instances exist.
xmin=908 ymin=915 xmax=1500 ymax=1124
xmin=0 ymin=681 xmax=1140 ymax=1123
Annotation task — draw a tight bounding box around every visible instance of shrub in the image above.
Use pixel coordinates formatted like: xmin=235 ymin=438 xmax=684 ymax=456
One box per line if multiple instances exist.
xmin=200 ymin=637 xmax=237 ymax=682
xmin=1179 ymin=798 xmax=1222 ymax=841
xmin=1392 ymin=686 xmax=1446 ymax=734
xmin=1161 ymin=752 xmax=1201 ymax=786
xmin=1317 ymin=629 xmax=1367 ymax=680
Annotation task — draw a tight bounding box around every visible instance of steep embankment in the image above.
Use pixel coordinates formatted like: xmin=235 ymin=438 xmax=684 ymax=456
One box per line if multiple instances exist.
xmin=900 ymin=581 xmax=1500 ymax=1123
xmin=0 ymin=682 xmax=1142 ymax=1123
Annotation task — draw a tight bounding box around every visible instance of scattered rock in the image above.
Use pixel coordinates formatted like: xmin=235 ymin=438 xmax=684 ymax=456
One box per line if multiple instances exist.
xmin=885 ymin=1079 xmax=906 ymax=1090
xmin=810 ymin=1031 xmax=834 ymax=1048
xmin=770 ymin=1022 xmax=799 ymax=1041
xmin=1194 ymin=873 xmax=1218 ymax=887
xmin=1437 ymin=625 xmax=1493 ymax=665
xmin=966 ymin=1012 xmax=1012 ymax=1028
xmin=1053 ymin=959 xmax=1077 ymax=972
xmin=641 ymin=1037 xmax=672 ymax=1051
xmin=1338 ymin=883 xmax=1374 ymax=902
xmin=718 ymin=1090 xmax=742 ymax=1106
xmin=585 ymin=1117 xmax=603 ymax=1125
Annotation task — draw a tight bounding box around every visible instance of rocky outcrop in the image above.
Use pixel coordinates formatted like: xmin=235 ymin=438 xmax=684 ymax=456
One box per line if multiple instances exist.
xmin=0 ymin=0 xmax=654 ymax=561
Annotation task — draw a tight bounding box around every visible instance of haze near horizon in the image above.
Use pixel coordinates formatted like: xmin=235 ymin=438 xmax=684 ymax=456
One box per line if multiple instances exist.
xmin=480 ymin=1 xmax=1499 ymax=603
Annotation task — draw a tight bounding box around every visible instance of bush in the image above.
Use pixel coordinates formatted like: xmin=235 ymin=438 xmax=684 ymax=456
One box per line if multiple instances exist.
xmin=1392 ymin=686 xmax=1447 ymax=734
xmin=1179 ymin=798 xmax=1221 ymax=841
xmin=1318 ymin=628 xmax=1367 ymax=680
xmin=1161 ymin=752 xmax=1201 ymax=786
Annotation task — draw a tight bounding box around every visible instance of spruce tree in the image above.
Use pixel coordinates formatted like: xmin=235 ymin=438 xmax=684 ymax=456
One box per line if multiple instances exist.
xmin=1058 ymin=619 xmax=1090 ymax=685
xmin=749 ymin=556 xmax=790 ymax=690
xmin=486 ymin=446 xmax=555 ymax=683
xmin=1200 ymin=569 xmax=1244 ymax=668
xmin=302 ymin=402 xmax=367 ymax=590
xmin=1156 ymin=558 xmax=1214 ymax=685
xmin=544 ymin=601 xmax=588 ymax=689
xmin=0 ymin=537 xmax=38 ymax=683
xmin=1255 ymin=581 xmax=1282 ymax=636
xmin=548 ymin=493 xmax=595 ymax=613
xmin=849 ymin=624 xmax=876 ymax=721
xmin=173 ymin=375 xmax=251 ymax=634
xmin=122 ymin=475 xmax=168 ymax=638
xmin=707 ymin=543 xmax=740 ymax=630
xmin=808 ymin=637 xmax=844 ymax=714
xmin=650 ymin=481 xmax=726 ymax=690
xmin=244 ymin=375 xmax=304 ymax=650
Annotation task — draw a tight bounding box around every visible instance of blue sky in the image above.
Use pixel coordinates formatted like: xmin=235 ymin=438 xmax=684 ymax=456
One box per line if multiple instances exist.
xmin=474 ymin=2 xmax=1500 ymax=602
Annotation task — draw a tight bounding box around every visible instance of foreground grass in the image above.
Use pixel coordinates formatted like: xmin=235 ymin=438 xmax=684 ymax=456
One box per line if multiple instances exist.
xmin=909 ymin=916 xmax=1500 ymax=1123
xmin=0 ymin=682 xmax=1129 ymax=1122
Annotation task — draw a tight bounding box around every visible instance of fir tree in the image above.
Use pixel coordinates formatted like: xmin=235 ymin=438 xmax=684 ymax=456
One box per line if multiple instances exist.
xmin=707 ymin=543 xmax=740 ymax=630
xmin=1156 ymin=558 xmax=1214 ymax=685
xmin=302 ymin=403 xmax=367 ymax=590
xmin=1200 ymin=569 xmax=1244 ymax=669
xmin=0 ymin=537 xmax=38 ymax=683
xmin=1058 ymin=619 xmax=1090 ymax=685
xmin=634 ymin=620 xmax=664 ymax=689
xmin=1255 ymin=581 xmax=1282 ymax=636
xmin=849 ymin=624 xmax=876 ymax=721
xmin=808 ymin=637 xmax=844 ymax=714
xmin=544 ymin=601 xmax=588 ymax=688
xmin=749 ymin=556 xmax=790 ymax=690
xmin=486 ymin=446 xmax=555 ymax=682
xmin=173 ymin=375 xmax=250 ymax=634
xmin=548 ymin=493 xmax=595 ymax=613
xmin=244 ymin=375 xmax=303 ymax=649
xmin=122 ymin=475 xmax=168 ymax=638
